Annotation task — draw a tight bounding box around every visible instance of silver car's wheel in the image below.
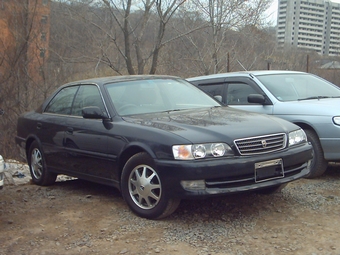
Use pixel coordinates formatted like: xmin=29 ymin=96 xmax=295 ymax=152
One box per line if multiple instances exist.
xmin=304 ymin=129 xmax=328 ymax=178
xmin=28 ymin=141 xmax=57 ymax=186
xmin=121 ymin=152 xmax=180 ymax=219
xmin=128 ymin=164 xmax=161 ymax=209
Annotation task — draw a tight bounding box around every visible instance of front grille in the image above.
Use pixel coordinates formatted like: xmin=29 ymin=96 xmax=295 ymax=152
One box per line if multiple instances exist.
xmin=205 ymin=162 xmax=307 ymax=189
xmin=234 ymin=133 xmax=286 ymax=155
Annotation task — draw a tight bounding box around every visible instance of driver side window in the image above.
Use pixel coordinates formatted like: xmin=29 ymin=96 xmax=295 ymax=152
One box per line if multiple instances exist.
xmin=72 ymin=85 xmax=105 ymax=116
xmin=226 ymin=83 xmax=257 ymax=105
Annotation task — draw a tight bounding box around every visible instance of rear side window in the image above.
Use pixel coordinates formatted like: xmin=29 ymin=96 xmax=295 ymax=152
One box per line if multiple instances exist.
xmin=45 ymin=86 xmax=79 ymax=115
xmin=199 ymin=84 xmax=224 ymax=98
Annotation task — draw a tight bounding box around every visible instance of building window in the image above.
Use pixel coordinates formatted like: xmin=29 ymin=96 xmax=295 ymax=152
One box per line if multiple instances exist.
xmin=41 ymin=32 xmax=46 ymax=41
xmin=40 ymin=48 xmax=46 ymax=58
xmin=41 ymin=15 xmax=48 ymax=24
xmin=39 ymin=67 xmax=44 ymax=77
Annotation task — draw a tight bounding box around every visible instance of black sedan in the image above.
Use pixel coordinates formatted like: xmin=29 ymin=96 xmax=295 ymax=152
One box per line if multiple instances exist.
xmin=16 ymin=75 xmax=312 ymax=219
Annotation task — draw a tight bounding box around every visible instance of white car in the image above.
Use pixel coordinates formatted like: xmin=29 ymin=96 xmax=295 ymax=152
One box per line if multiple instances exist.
xmin=188 ymin=70 xmax=340 ymax=178
xmin=0 ymin=155 xmax=4 ymax=189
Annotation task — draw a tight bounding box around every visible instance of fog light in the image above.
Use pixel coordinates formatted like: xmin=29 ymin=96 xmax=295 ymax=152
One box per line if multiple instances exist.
xmin=181 ymin=180 xmax=206 ymax=191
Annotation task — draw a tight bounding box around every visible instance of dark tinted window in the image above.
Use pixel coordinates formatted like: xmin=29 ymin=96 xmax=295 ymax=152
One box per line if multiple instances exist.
xmin=45 ymin=86 xmax=78 ymax=115
xmin=199 ymin=84 xmax=223 ymax=97
xmin=72 ymin=85 xmax=105 ymax=116
xmin=226 ymin=83 xmax=257 ymax=105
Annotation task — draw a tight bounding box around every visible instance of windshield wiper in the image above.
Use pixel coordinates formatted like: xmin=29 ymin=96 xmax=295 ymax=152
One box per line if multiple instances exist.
xmin=162 ymin=109 xmax=183 ymax=113
xmin=298 ymin=96 xmax=330 ymax=101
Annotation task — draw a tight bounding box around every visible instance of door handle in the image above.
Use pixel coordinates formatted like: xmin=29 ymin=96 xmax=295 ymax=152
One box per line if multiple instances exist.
xmin=66 ymin=127 xmax=73 ymax=135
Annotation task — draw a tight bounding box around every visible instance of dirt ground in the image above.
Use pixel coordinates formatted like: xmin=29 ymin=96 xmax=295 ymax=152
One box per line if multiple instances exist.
xmin=1 ymin=163 xmax=340 ymax=255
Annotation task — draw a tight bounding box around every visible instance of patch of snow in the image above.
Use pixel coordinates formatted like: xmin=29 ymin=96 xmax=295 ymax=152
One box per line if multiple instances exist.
xmin=3 ymin=159 xmax=75 ymax=187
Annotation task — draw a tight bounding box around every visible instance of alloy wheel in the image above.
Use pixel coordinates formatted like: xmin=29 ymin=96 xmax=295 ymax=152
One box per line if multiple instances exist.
xmin=31 ymin=148 xmax=43 ymax=180
xmin=128 ymin=164 xmax=162 ymax=210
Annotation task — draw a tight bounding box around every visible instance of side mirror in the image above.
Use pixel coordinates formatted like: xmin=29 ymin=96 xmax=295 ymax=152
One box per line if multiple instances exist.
xmin=214 ymin=95 xmax=222 ymax=102
xmin=82 ymin=106 xmax=108 ymax=119
xmin=248 ymin=94 xmax=266 ymax=104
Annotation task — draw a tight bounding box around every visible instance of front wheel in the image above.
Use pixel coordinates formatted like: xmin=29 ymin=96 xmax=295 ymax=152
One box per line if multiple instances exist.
xmin=28 ymin=141 xmax=57 ymax=186
xmin=121 ymin=152 xmax=180 ymax=219
xmin=304 ymin=129 xmax=328 ymax=178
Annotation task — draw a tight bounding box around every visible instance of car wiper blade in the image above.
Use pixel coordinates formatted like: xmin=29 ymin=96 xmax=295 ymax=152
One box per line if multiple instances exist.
xmin=298 ymin=96 xmax=330 ymax=101
xmin=162 ymin=109 xmax=183 ymax=113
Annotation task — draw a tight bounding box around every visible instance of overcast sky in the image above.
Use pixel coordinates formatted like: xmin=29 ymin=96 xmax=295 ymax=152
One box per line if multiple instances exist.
xmin=266 ymin=0 xmax=340 ymax=25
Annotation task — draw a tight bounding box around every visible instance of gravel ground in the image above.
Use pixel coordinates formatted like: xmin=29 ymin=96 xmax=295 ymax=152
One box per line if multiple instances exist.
xmin=1 ymin=161 xmax=340 ymax=255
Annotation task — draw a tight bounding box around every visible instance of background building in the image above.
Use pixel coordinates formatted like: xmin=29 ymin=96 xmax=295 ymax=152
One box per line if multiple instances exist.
xmin=0 ymin=0 xmax=51 ymax=85
xmin=277 ymin=0 xmax=340 ymax=55
xmin=0 ymin=0 xmax=51 ymax=158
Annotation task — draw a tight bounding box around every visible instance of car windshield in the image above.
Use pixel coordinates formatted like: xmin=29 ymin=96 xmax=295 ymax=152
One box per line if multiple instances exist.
xmin=105 ymin=78 xmax=221 ymax=115
xmin=257 ymin=73 xmax=340 ymax=102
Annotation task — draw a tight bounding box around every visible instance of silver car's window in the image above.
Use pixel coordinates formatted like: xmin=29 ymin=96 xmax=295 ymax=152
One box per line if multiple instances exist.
xmin=226 ymin=83 xmax=258 ymax=105
xmin=199 ymin=84 xmax=223 ymax=98
xmin=106 ymin=78 xmax=220 ymax=116
xmin=257 ymin=74 xmax=340 ymax=101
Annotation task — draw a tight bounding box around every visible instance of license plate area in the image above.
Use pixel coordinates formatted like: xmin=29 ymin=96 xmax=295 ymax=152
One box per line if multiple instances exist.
xmin=255 ymin=158 xmax=284 ymax=183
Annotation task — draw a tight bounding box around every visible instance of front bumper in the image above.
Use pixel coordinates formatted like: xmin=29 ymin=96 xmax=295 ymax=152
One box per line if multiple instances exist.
xmin=320 ymin=138 xmax=340 ymax=161
xmin=155 ymin=143 xmax=312 ymax=199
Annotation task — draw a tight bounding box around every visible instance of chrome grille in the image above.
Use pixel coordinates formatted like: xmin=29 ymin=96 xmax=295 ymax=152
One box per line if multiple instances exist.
xmin=234 ymin=133 xmax=287 ymax=155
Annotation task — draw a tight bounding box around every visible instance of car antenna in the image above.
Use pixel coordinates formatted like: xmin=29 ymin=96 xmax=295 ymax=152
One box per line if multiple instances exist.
xmin=237 ymin=59 xmax=248 ymax=72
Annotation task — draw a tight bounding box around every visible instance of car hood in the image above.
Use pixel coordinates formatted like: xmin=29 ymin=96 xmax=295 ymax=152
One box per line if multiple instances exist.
xmin=122 ymin=106 xmax=297 ymax=143
xmin=274 ymin=98 xmax=340 ymax=116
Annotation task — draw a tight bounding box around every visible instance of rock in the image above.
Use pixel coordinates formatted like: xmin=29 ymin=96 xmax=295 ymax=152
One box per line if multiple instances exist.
xmin=119 ymin=248 xmax=128 ymax=254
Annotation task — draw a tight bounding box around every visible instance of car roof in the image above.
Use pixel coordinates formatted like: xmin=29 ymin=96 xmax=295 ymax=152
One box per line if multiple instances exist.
xmin=186 ymin=70 xmax=306 ymax=81
xmin=64 ymin=75 xmax=181 ymax=86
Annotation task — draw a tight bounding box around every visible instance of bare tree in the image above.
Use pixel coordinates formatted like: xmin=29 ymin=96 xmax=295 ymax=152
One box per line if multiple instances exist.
xmin=0 ymin=0 xmax=52 ymax=159
xmin=64 ymin=0 xmax=187 ymax=75
xmin=181 ymin=0 xmax=273 ymax=74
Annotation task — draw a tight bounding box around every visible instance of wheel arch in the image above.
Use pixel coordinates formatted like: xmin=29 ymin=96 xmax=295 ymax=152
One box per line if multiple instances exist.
xmin=293 ymin=122 xmax=318 ymax=136
xmin=117 ymin=144 xmax=156 ymax=186
xmin=25 ymin=135 xmax=42 ymax=161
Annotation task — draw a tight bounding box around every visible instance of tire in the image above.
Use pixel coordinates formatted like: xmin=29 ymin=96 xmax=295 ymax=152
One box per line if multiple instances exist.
xmin=256 ymin=183 xmax=287 ymax=194
xmin=304 ymin=129 xmax=328 ymax=178
xmin=28 ymin=141 xmax=57 ymax=186
xmin=121 ymin=152 xmax=180 ymax=219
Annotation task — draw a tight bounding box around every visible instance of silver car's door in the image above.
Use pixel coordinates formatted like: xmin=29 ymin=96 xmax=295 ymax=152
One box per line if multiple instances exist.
xmin=223 ymin=77 xmax=274 ymax=115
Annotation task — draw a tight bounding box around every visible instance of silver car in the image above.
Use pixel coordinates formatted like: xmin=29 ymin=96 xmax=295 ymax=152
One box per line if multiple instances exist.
xmin=188 ymin=70 xmax=340 ymax=178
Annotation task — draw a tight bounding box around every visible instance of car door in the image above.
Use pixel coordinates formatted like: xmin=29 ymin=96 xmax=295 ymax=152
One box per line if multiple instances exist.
xmin=42 ymin=86 xmax=79 ymax=172
xmin=223 ymin=77 xmax=274 ymax=115
xmin=64 ymin=84 xmax=113 ymax=182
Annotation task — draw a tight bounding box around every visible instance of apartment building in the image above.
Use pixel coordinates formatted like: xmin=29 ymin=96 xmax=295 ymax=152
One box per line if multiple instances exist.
xmin=0 ymin=0 xmax=51 ymax=83
xmin=277 ymin=0 xmax=340 ymax=56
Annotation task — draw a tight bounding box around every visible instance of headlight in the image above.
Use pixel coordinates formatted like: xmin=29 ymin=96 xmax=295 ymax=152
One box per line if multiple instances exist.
xmin=333 ymin=116 xmax=340 ymax=126
xmin=288 ymin=129 xmax=307 ymax=147
xmin=172 ymin=143 xmax=233 ymax=160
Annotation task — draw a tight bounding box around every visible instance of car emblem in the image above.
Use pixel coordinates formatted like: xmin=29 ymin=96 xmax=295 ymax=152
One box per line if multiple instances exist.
xmin=261 ymin=140 xmax=267 ymax=148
